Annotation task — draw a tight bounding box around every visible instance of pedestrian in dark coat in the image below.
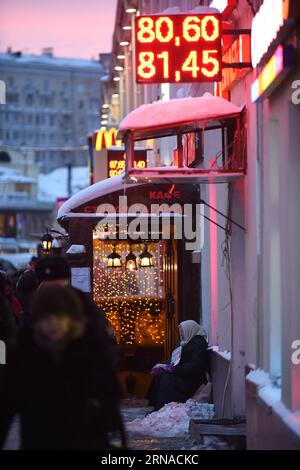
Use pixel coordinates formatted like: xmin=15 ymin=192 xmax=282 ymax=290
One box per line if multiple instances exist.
xmin=35 ymin=256 xmax=118 ymax=362
xmin=146 ymin=320 xmax=209 ymax=411
xmin=15 ymin=268 xmax=38 ymax=321
xmin=0 ymin=284 xmax=125 ymax=450
xmin=0 ymin=272 xmax=18 ymax=345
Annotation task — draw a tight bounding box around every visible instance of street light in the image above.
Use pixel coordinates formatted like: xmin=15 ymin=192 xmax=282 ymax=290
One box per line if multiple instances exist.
xmin=126 ymin=7 xmax=137 ymax=13
xmin=40 ymin=230 xmax=53 ymax=255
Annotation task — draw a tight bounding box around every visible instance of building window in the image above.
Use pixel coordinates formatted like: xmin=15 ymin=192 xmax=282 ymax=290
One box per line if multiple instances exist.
xmin=26 ymin=94 xmax=34 ymax=106
xmin=0 ymin=151 xmax=11 ymax=162
xmin=0 ymin=213 xmax=17 ymax=238
xmin=15 ymin=183 xmax=28 ymax=193
xmin=0 ymin=214 xmax=4 ymax=236
xmin=7 ymin=77 xmax=14 ymax=87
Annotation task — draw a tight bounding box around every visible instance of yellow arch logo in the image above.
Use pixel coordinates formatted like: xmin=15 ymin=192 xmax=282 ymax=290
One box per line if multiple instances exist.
xmin=95 ymin=128 xmax=122 ymax=151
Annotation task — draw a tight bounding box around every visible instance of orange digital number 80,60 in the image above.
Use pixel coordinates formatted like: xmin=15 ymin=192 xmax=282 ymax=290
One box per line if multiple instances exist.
xmin=137 ymin=15 xmax=220 ymax=43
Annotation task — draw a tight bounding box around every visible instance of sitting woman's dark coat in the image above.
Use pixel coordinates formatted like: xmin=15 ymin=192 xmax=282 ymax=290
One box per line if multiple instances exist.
xmin=147 ymin=335 xmax=209 ymax=411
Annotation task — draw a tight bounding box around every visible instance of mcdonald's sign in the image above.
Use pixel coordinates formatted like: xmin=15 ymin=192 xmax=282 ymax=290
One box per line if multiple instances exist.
xmin=93 ymin=128 xmax=122 ymax=151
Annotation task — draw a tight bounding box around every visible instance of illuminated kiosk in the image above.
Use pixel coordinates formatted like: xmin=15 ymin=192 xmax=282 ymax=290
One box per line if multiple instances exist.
xmin=118 ymin=93 xmax=246 ymax=184
xmin=57 ymin=174 xmax=201 ymax=397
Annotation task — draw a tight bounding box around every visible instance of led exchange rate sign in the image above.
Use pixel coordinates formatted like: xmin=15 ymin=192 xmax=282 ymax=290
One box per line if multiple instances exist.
xmin=135 ymin=14 xmax=222 ymax=84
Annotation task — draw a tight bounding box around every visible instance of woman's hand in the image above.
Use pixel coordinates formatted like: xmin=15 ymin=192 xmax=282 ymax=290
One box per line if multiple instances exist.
xmin=150 ymin=367 xmax=162 ymax=375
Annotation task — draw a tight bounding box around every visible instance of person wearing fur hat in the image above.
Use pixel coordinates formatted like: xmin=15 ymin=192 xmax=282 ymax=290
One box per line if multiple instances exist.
xmin=146 ymin=320 xmax=209 ymax=411
xmin=0 ymin=284 xmax=125 ymax=449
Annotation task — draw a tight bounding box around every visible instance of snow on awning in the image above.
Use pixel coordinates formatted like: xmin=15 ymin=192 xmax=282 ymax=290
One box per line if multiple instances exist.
xmin=57 ymin=174 xmax=143 ymax=220
xmin=118 ymin=93 xmax=244 ymax=140
xmin=66 ymin=244 xmax=86 ymax=255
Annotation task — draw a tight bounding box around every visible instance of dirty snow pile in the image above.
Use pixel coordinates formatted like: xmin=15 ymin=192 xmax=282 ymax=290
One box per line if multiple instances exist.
xmin=126 ymin=401 xmax=215 ymax=438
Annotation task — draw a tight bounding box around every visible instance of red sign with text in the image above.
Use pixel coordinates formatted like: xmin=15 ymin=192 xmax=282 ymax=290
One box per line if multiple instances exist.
xmin=135 ymin=13 xmax=222 ymax=84
xmin=107 ymin=149 xmax=147 ymax=178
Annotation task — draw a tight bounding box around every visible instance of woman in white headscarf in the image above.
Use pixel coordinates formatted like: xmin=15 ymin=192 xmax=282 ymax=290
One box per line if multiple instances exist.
xmin=146 ymin=320 xmax=209 ymax=411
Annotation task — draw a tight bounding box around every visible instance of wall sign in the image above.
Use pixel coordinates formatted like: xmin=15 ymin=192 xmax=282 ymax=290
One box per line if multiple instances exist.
xmin=251 ymin=0 xmax=285 ymax=68
xmin=217 ymin=34 xmax=251 ymax=95
xmin=135 ymin=13 xmax=222 ymax=83
xmin=107 ymin=149 xmax=147 ymax=178
xmin=251 ymin=45 xmax=294 ymax=102
xmin=94 ymin=128 xmax=122 ymax=151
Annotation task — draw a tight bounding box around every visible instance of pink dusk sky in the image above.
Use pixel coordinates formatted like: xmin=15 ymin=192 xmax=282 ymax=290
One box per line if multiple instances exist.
xmin=0 ymin=0 xmax=118 ymax=59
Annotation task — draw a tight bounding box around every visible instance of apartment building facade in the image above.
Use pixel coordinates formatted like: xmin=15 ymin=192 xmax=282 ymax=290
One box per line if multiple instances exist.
xmin=0 ymin=49 xmax=103 ymax=172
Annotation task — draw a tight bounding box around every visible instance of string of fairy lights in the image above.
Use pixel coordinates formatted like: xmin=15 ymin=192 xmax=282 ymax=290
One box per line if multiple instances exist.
xmin=93 ymin=235 xmax=165 ymax=346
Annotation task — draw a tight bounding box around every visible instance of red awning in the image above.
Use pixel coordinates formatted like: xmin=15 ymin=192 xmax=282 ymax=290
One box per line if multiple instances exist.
xmin=118 ymin=93 xmax=243 ymax=140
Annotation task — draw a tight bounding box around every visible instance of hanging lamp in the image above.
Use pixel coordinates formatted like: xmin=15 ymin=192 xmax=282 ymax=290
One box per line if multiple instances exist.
xmin=107 ymin=245 xmax=122 ymax=268
xmin=138 ymin=243 xmax=153 ymax=268
xmin=125 ymin=248 xmax=138 ymax=270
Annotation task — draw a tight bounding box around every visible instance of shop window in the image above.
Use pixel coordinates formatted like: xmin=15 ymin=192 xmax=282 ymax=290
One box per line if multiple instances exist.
xmin=93 ymin=238 xmax=165 ymax=347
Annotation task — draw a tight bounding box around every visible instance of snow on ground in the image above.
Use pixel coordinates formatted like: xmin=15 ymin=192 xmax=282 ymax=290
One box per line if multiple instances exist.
xmin=38 ymin=167 xmax=89 ymax=202
xmin=126 ymin=400 xmax=215 ymax=438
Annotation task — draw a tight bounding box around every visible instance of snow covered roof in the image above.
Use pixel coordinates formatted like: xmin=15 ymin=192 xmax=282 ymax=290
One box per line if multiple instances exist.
xmin=118 ymin=93 xmax=243 ymax=140
xmin=57 ymin=174 xmax=142 ymax=220
xmin=66 ymin=244 xmax=87 ymax=255
xmin=38 ymin=167 xmax=89 ymax=202
xmin=0 ymin=195 xmax=53 ymax=211
xmin=0 ymin=52 xmax=101 ymax=72
xmin=0 ymin=167 xmax=35 ymax=184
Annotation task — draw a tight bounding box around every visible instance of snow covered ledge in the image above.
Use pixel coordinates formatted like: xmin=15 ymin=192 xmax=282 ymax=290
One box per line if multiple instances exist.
xmin=246 ymin=369 xmax=300 ymax=449
xmin=209 ymin=346 xmax=232 ymax=419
